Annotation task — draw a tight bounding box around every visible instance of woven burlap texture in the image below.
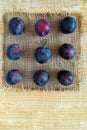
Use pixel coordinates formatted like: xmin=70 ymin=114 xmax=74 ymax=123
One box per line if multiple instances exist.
xmin=3 ymin=12 xmax=81 ymax=90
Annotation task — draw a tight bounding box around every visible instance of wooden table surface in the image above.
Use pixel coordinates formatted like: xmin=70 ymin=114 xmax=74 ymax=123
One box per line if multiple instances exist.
xmin=0 ymin=0 xmax=87 ymax=130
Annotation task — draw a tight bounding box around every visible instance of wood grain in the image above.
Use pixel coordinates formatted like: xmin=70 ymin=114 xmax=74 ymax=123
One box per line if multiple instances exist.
xmin=0 ymin=0 xmax=87 ymax=130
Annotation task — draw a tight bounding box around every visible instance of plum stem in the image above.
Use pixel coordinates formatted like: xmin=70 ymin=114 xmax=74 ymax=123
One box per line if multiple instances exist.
xmin=35 ymin=39 xmax=47 ymax=46
xmin=41 ymin=39 xmax=47 ymax=46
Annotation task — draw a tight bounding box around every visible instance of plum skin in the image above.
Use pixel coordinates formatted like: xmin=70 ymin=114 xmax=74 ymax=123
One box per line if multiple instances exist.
xmin=59 ymin=43 xmax=76 ymax=60
xmin=60 ymin=16 xmax=76 ymax=34
xmin=33 ymin=70 xmax=49 ymax=86
xmin=57 ymin=70 xmax=74 ymax=86
xmin=6 ymin=44 xmax=23 ymax=60
xmin=6 ymin=69 xmax=23 ymax=85
xmin=9 ymin=17 xmax=25 ymax=35
xmin=35 ymin=46 xmax=52 ymax=64
xmin=35 ymin=19 xmax=51 ymax=37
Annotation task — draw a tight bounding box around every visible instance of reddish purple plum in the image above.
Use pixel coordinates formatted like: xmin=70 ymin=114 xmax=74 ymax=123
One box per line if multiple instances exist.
xmin=35 ymin=19 xmax=51 ymax=37
xmin=59 ymin=43 xmax=76 ymax=60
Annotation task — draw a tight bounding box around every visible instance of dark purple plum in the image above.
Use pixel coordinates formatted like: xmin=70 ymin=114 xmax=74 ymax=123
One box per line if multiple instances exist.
xmin=9 ymin=17 xmax=25 ymax=35
xmin=33 ymin=70 xmax=49 ymax=86
xmin=6 ymin=69 xmax=23 ymax=85
xmin=35 ymin=19 xmax=51 ymax=37
xmin=35 ymin=46 xmax=52 ymax=64
xmin=6 ymin=44 xmax=23 ymax=60
xmin=57 ymin=70 xmax=74 ymax=86
xmin=59 ymin=43 xmax=76 ymax=60
xmin=60 ymin=16 xmax=76 ymax=34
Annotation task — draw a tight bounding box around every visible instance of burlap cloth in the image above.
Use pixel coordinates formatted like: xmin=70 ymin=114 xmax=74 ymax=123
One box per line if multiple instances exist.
xmin=3 ymin=12 xmax=81 ymax=90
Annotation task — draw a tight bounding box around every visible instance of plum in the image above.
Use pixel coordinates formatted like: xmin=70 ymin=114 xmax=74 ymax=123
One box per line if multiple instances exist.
xmin=33 ymin=70 xmax=49 ymax=86
xmin=60 ymin=16 xmax=76 ymax=34
xmin=59 ymin=43 xmax=76 ymax=60
xmin=35 ymin=19 xmax=51 ymax=37
xmin=57 ymin=70 xmax=74 ymax=86
xmin=6 ymin=44 xmax=23 ymax=60
xmin=35 ymin=46 xmax=52 ymax=64
xmin=6 ymin=69 xmax=23 ymax=85
xmin=9 ymin=17 xmax=25 ymax=35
